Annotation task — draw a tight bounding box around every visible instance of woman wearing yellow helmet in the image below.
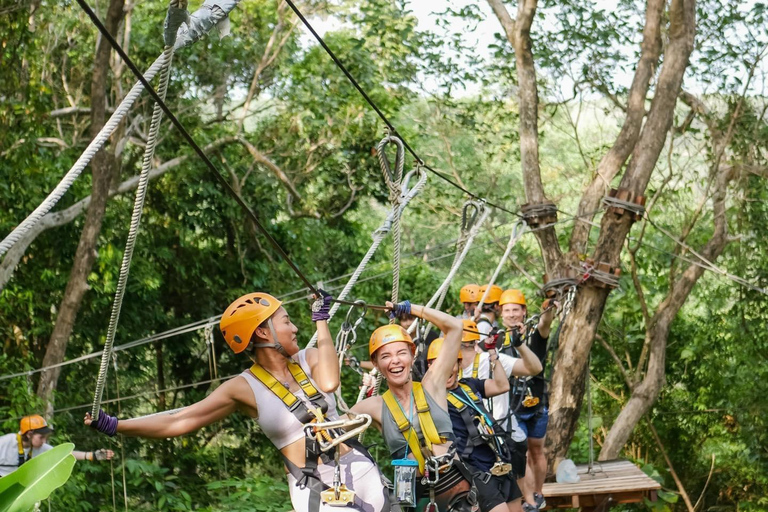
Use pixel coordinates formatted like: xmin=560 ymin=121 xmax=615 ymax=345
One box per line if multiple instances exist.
xmin=351 ymin=301 xmax=477 ymax=512
xmin=87 ymin=291 xmax=390 ymax=512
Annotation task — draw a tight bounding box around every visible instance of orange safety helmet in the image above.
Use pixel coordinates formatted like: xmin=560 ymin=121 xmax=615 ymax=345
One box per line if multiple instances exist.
xmin=427 ymin=337 xmax=463 ymax=362
xmin=499 ymin=289 xmax=526 ymax=307
xmin=20 ymin=415 xmax=53 ymax=435
xmin=369 ymin=324 xmax=415 ymax=358
xmin=461 ymin=319 xmax=480 ymax=343
xmin=220 ymin=292 xmax=282 ymax=354
xmin=459 ymin=284 xmax=480 ymax=303
xmin=479 ymin=284 xmax=503 ymax=304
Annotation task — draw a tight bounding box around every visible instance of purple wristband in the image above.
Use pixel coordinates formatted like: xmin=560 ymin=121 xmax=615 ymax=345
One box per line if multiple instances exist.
xmin=90 ymin=409 xmax=119 ymax=437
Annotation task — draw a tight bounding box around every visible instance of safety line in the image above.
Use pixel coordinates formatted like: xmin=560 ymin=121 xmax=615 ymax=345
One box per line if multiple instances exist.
xmin=73 ymin=0 xmax=319 ymax=296
xmin=282 ymin=0 xmax=523 ymax=220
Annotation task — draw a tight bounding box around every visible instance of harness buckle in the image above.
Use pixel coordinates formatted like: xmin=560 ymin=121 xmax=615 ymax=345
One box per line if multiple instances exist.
xmin=321 ymin=485 xmax=355 ymax=507
xmin=490 ymin=461 xmax=512 ymax=476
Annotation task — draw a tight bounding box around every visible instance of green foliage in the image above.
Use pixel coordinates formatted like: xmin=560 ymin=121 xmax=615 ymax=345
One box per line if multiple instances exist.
xmin=0 ymin=443 xmax=75 ymax=512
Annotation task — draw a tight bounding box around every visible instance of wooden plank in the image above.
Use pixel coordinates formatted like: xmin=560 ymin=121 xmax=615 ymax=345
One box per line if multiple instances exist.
xmin=542 ymin=460 xmax=661 ymax=499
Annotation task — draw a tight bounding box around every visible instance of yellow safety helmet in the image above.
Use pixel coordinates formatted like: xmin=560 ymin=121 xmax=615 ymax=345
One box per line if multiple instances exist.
xmin=459 ymin=284 xmax=480 ymax=303
xmin=20 ymin=415 xmax=52 ymax=435
xmin=220 ymin=292 xmax=282 ymax=354
xmin=427 ymin=338 xmax=463 ymax=362
xmin=369 ymin=324 xmax=415 ymax=358
xmin=499 ymin=289 xmax=526 ymax=306
xmin=461 ymin=319 xmax=480 ymax=343
xmin=479 ymin=284 xmax=503 ymax=304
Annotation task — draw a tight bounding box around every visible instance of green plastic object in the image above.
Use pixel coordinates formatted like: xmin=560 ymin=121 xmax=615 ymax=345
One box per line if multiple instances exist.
xmin=0 ymin=443 xmax=76 ymax=512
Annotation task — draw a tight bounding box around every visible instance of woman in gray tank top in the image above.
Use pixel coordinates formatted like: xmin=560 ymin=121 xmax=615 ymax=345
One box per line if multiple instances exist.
xmin=87 ymin=291 xmax=389 ymax=512
xmin=351 ymin=301 xmax=478 ymax=512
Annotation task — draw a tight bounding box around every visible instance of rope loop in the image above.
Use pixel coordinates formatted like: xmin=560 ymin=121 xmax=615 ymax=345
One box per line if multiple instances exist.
xmin=377 ymin=135 xmax=405 ymax=202
xmin=461 ymin=200 xmax=483 ymax=233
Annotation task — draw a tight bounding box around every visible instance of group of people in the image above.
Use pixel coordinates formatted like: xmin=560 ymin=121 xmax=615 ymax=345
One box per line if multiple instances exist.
xmin=13 ymin=282 xmax=556 ymax=512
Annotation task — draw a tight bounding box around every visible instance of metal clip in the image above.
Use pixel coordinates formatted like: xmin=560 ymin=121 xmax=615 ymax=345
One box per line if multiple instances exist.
xmin=490 ymin=461 xmax=512 ymax=476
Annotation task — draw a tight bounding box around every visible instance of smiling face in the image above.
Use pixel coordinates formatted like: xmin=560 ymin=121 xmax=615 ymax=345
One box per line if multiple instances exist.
xmin=501 ymin=303 xmax=526 ymax=327
xmin=254 ymin=307 xmax=299 ymax=356
xmin=374 ymin=341 xmax=414 ymax=387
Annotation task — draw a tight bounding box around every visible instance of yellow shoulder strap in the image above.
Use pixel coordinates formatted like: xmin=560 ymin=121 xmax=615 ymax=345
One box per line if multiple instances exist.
xmin=472 ymin=353 xmax=480 ymax=378
xmin=249 ymin=364 xmax=299 ymax=409
xmin=459 ymin=382 xmax=481 ymax=403
xmin=382 ymin=390 xmax=426 ymax=473
xmin=502 ymin=332 xmax=511 ymax=349
xmin=412 ymin=382 xmax=448 ymax=451
xmin=287 ymin=360 xmax=321 ymax=399
xmin=16 ymin=433 xmax=24 ymax=457
xmin=446 ymin=392 xmax=467 ymax=411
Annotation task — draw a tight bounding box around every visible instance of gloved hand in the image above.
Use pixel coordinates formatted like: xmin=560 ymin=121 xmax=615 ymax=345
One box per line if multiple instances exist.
xmin=85 ymin=410 xmax=118 ymax=437
xmin=506 ymin=322 xmax=525 ymax=348
xmin=93 ymin=449 xmax=114 ymax=461
xmin=387 ymin=300 xmax=411 ymax=320
xmin=311 ymin=289 xmax=333 ymax=322
xmin=484 ymin=328 xmax=502 ymax=351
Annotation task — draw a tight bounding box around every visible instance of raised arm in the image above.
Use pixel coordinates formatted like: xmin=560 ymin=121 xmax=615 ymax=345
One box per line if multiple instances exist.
xmin=412 ymin=304 xmax=463 ymax=396
xmin=483 ymin=348 xmax=511 ymax=397
xmin=537 ymin=299 xmax=559 ymax=338
xmin=304 ymin=292 xmax=339 ymax=393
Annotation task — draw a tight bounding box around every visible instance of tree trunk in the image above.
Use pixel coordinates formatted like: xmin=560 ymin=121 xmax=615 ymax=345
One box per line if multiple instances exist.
xmin=600 ymin=159 xmax=735 ymax=459
xmin=544 ymin=0 xmax=696 ymax=463
xmin=37 ymin=0 xmax=126 ymax=414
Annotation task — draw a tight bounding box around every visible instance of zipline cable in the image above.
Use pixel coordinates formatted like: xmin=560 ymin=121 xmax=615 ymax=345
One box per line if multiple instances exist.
xmin=281 ymin=0 xmax=523 ymax=220
xmin=73 ymin=0 xmax=321 ymax=298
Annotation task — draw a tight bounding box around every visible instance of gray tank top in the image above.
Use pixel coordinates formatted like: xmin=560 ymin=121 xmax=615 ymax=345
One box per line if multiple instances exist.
xmin=381 ymin=388 xmax=455 ymax=459
xmin=240 ymin=349 xmax=339 ymax=449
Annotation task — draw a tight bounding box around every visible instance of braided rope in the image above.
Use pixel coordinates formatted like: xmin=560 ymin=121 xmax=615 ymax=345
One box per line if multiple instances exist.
xmin=91 ymin=47 xmax=175 ymax=419
xmin=306 ymin=168 xmax=426 ymax=349
xmin=0 ymin=54 xmax=166 ymax=260
xmin=475 ymin=220 xmax=527 ymax=313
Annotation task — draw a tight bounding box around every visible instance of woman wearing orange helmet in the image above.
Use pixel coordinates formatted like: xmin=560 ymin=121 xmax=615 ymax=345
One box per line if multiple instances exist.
xmin=87 ymin=291 xmax=390 ymax=512
xmin=352 ymin=301 xmax=478 ymax=512
xmin=0 ymin=415 xmax=113 ymax=477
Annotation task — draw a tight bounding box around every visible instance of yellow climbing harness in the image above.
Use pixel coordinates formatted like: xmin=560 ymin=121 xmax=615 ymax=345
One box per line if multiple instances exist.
xmin=471 ymin=353 xmax=480 ymax=378
xmin=382 ymin=382 xmax=448 ymax=473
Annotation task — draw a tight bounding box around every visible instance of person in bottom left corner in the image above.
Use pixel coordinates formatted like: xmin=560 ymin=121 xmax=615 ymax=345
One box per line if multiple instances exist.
xmin=0 ymin=414 xmax=114 ymax=477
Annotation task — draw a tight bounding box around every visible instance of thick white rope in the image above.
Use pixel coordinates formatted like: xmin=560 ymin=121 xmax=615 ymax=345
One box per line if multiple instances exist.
xmin=407 ymin=205 xmax=492 ymax=338
xmin=305 ymin=168 xmax=427 ymax=349
xmin=0 ymin=54 xmax=166 ymax=260
xmin=475 ymin=220 xmax=527 ymax=314
xmin=91 ymin=47 xmax=175 ymax=419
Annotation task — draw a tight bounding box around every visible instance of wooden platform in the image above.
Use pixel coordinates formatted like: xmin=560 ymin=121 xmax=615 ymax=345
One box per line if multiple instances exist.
xmin=541 ymin=459 xmax=661 ymax=511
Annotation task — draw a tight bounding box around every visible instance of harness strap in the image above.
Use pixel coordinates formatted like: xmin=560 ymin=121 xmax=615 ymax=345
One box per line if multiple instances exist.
xmin=382 ymin=382 xmax=446 ymax=473
xmin=16 ymin=433 xmax=26 ymax=467
xmin=248 ymin=360 xmax=328 ymax=424
xmin=471 ymin=354 xmax=479 ymax=379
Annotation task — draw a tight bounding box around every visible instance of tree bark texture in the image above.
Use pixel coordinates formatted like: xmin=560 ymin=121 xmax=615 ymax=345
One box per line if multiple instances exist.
xmin=37 ymin=0 xmax=126 ymax=413
xmin=547 ymin=0 xmax=696 ymax=464
xmin=599 ymin=142 xmax=735 ymax=460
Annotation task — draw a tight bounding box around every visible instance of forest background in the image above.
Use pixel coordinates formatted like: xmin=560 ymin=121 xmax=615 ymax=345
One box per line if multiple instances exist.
xmin=0 ymin=0 xmax=766 ymax=510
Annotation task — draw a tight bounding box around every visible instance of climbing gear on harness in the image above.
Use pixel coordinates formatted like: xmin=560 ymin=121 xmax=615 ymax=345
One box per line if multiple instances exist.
xmin=220 ymin=292 xmax=284 ymax=355
xmin=382 ymin=382 xmax=449 ymax=473
xmin=447 ymin=384 xmax=510 ymax=471
xmin=427 ymin=337 xmax=463 ymax=363
xmin=459 ymin=284 xmax=480 ymax=304
xmin=369 ymin=324 xmax=415 ymax=358
xmin=478 ymin=285 xmax=503 ymax=305
xmin=499 ymin=289 xmax=526 ymax=307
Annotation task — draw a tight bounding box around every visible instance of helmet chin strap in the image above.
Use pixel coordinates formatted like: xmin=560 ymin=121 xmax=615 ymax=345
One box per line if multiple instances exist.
xmin=251 ymin=318 xmax=290 ymax=358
